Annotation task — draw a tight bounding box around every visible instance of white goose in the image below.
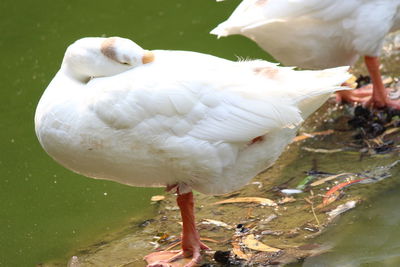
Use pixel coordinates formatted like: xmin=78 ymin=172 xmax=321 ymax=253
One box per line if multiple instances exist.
xmin=212 ymin=0 xmax=400 ymax=109
xmin=35 ymin=37 xmax=350 ymax=267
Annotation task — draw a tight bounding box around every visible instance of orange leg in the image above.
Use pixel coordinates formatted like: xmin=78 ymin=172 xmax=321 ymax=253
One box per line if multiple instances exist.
xmin=336 ymin=56 xmax=400 ymax=109
xmin=335 ymin=84 xmax=373 ymax=104
xmin=144 ymin=191 xmax=209 ymax=267
xmin=364 ymin=56 xmax=387 ymax=107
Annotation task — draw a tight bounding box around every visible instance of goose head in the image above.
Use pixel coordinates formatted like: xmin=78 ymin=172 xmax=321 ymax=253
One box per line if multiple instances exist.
xmin=61 ymin=37 xmax=154 ymax=83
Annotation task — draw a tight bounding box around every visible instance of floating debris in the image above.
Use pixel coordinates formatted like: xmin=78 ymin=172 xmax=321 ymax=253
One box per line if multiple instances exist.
xmin=251 ymin=181 xmax=263 ymax=188
xmin=310 ymin=173 xmax=355 ymax=187
xmin=296 ymin=174 xmax=318 ymax=189
xmin=303 ymin=147 xmax=344 ymax=153
xmin=278 ymin=196 xmax=296 ymax=204
xmin=67 ymin=256 xmax=80 ymax=267
xmin=214 ymin=197 xmax=277 ymax=206
xmin=327 ymin=200 xmax=358 ymax=219
xmin=293 ymin=129 xmax=335 ymax=142
xmin=150 ymin=195 xmax=165 ymax=202
xmin=259 ymin=214 xmax=278 ymax=225
xmin=261 ymin=230 xmax=283 ymax=236
xmin=347 ymin=104 xmax=400 ymax=154
xmin=201 ymin=219 xmax=232 ymax=230
xmin=360 ymin=160 xmax=400 ymax=183
xmin=242 ymin=234 xmax=281 ymax=253
xmin=151 ymin=232 xmax=174 ymax=246
xmin=281 ymin=189 xmax=303 ymax=195
xmin=322 ymin=178 xmax=366 ymax=206
xmin=232 ymin=241 xmax=252 ymax=260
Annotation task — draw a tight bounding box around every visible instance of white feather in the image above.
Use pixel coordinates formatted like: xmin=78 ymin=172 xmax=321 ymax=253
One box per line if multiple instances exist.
xmin=212 ymin=0 xmax=400 ymax=68
xmin=35 ymin=37 xmax=350 ymax=195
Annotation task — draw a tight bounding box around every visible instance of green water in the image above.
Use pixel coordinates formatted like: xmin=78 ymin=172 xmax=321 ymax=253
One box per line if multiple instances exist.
xmin=0 ymin=1 xmax=269 ymax=266
xmin=303 ymin=184 xmax=400 ymax=266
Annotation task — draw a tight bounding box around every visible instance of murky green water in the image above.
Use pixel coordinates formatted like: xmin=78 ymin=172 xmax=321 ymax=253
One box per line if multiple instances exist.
xmin=2 ymin=0 xmax=400 ymax=266
xmin=303 ymin=185 xmax=400 ymax=266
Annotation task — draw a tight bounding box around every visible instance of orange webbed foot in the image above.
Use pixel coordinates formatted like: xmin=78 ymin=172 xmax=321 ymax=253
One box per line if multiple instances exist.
xmin=145 ymin=191 xmax=210 ymax=267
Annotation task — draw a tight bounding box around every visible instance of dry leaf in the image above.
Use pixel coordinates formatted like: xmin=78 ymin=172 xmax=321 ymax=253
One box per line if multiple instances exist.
xmin=345 ymin=74 xmax=358 ymax=89
xmin=151 ymin=195 xmax=165 ymax=202
xmin=381 ymin=127 xmax=400 ymax=137
xmin=327 ymin=200 xmax=357 ymax=219
xmin=201 ymin=219 xmax=232 ymax=229
xmin=319 ymin=190 xmax=340 ymax=208
xmin=214 ymin=197 xmax=276 ymax=206
xmin=242 ymin=234 xmax=281 ymax=252
xmin=322 ymin=178 xmax=366 ymax=205
xmin=293 ymin=129 xmax=334 ymax=142
xmin=303 ymin=147 xmax=343 ymax=153
xmin=293 ymin=134 xmax=312 ymax=142
xmin=278 ymin=196 xmax=296 ymax=204
xmin=310 ymin=173 xmax=354 ymax=187
xmin=232 ymin=241 xmax=252 ymax=260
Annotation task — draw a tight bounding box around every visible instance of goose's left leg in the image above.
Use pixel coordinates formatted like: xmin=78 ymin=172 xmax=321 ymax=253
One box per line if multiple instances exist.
xmin=145 ymin=191 xmax=209 ymax=267
xmin=363 ymin=56 xmax=400 ymax=109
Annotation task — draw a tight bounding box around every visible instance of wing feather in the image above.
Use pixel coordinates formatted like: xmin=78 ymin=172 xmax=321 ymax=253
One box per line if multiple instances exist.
xmin=90 ymin=73 xmax=302 ymax=143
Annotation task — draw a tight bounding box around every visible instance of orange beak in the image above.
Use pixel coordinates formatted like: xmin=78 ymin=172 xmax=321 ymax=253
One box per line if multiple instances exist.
xmin=142 ymin=51 xmax=155 ymax=64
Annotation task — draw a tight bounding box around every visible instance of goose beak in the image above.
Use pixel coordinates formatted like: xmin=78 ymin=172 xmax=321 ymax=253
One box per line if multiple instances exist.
xmin=142 ymin=51 xmax=155 ymax=64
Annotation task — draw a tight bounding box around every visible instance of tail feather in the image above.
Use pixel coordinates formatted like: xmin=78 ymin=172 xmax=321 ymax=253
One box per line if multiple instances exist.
xmin=251 ymin=63 xmax=351 ymax=119
xmin=287 ymin=66 xmax=351 ymax=119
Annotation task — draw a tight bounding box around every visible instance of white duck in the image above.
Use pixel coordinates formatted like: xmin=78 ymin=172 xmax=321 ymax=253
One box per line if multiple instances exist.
xmin=35 ymin=36 xmax=350 ymax=267
xmin=212 ymin=0 xmax=400 ymax=109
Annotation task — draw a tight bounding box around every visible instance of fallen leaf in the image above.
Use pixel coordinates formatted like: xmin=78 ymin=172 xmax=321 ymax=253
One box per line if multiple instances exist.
xmin=303 ymin=147 xmax=343 ymax=153
xmin=278 ymin=196 xmax=296 ymax=204
xmin=322 ymin=178 xmax=366 ymax=205
xmin=232 ymin=241 xmax=252 ymax=260
xmin=381 ymin=127 xmax=400 ymax=138
xmin=151 ymin=195 xmax=165 ymax=202
xmin=214 ymin=197 xmax=276 ymax=206
xmin=383 ymin=77 xmax=394 ymax=84
xmin=201 ymin=219 xmax=232 ymax=229
xmin=293 ymin=134 xmax=312 ymax=142
xmin=318 ymin=191 xmax=340 ymax=208
xmin=327 ymin=200 xmax=357 ymax=219
xmin=310 ymin=173 xmax=354 ymax=187
xmin=293 ymin=130 xmax=334 ymax=142
xmin=296 ymin=175 xmax=317 ymax=189
xmin=242 ymin=234 xmax=281 ymax=253
xmin=346 ymin=74 xmax=358 ymax=89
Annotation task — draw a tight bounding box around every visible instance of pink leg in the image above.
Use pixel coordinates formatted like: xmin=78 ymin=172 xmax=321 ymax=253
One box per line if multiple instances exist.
xmin=336 ymin=56 xmax=400 ymax=109
xmin=335 ymin=84 xmax=373 ymax=104
xmin=364 ymin=56 xmax=387 ymax=108
xmin=144 ymin=191 xmax=209 ymax=267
